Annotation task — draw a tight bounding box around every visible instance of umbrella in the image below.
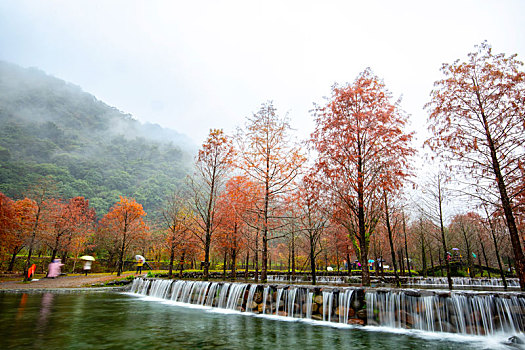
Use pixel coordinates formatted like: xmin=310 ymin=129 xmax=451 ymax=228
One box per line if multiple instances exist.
xmin=80 ymin=255 xmax=95 ymax=261
xmin=452 ymin=248 xmax=459 ymax=251
xmin=368 ymin=259 xmax=375 ymax=263
xmin=135 ymin=255 xmax=145 ymax=262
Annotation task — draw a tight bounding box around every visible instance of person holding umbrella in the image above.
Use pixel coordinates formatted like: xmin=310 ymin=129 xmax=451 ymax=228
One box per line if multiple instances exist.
xmin=80 ymin=255 xmax=95 ymax=276
xmin=135 ymin=255 xmax=145 ymax=274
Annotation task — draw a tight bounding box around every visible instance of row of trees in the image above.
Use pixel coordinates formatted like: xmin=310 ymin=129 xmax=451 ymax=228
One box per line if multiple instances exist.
xmin=187 ymin=42 xmax=524 ymax=289
xmin=0 ymin=43 xmax=523 ymax=290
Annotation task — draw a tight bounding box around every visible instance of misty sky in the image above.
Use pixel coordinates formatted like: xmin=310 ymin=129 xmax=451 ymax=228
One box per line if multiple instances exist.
xmin=1 ymin=0 xmax=524 ymax=148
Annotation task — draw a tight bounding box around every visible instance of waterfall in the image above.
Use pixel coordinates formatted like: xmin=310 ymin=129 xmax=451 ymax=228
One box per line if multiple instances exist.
xmin=245 ymin=285 xmax=257 ymax=312
xmin=266 ymin=275 xmax=346 ymax=284
xmin=275 ymin=288 xmax=284 ymax=315
xmin=406 ymin=277 xmax=520 ymax=288
xmin=216 ymin=283 xmax=230 ymax=308
xmin=287 ymin=287 xmax=298 ymax=318
xmin=305 ymin=291 xmax=313 ymax=319
xmin=149 ymin=279 xmax=172 ymax=299
xmin=338 ymin=289 xmax=354 ymax=324
xmin=131 ymin=278 xmax=151 ymax=295
xmin=205 ymin=283 xmax=220 ymax=307
xmin=170 ymin=280 xmax=186 ymax=301
xmin=262 ymin=286 xmax=271 ymax=315
xmin=322 ymin=291 xmax=334 ymax=322
xmin=129 ymin=278 xmax=525 ymax=337
xmin=129 ymin=278 xmax=142 ymax=293
xmin=225 ymin=284 xmax=248 ymax=310
xmin=366 ymin=289 xmax=525 ymax=335
xmin=195 ymin=281 xmax=210 ymax=305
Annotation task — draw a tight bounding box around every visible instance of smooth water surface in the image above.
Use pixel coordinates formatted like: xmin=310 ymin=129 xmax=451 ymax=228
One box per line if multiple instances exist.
xmin=0 ymin=291 xmax=518 ymax=349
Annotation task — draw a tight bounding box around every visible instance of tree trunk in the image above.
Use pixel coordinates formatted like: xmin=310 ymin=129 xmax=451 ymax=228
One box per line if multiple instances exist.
xmin=479 ymin=236 xmax=491 ymax=278
xmin=178 ymin=250 xmax=186 ymax=278
xmin=336 ymin=248 xmax=340 ymax=275
xmin=244 ymin=250 xmax=249 ymax=281
xmin=478 ymin=101 xmax=525 ymax=290
xmin=8 ymin=246 xmax=22 ymax=272
xmin=254 ymin=230 xmax=259 ymax=283
xmin=62 ymin=232 xmax=73 ymax=264
xmin=203 ymin=232 xmax=211 ymax=281
xmin=346 ymin=250 xmax=351 ymax=275
xmin=231 ymin=248 xmax=237 ymax=280
xmin=168 ymin=239 xmax=175 ymax=278
xmin=291 ymin=232 xmax=296 ymax=280
xmin=61 ymin=250 xmax=69 ymax=264
xmin=403 ymin=213 xmax=412 ymax=277
xmin=223 ymin=250 xmax=227 ymax=278
xmin=357 ymin=153 xmax=370 ymax=286
xmin=384 ymin=192 xmax=400 ymax=287
xmin=419 ymin=220 xmax=427 ymax=277
xmin=477 ymin=254 xmax=483 ymax=277
xmin=288 ymin=240 xmax=291 ymax=277
xmin=438 ymin=180 xmax=453 ymax=290
xmin=486 ymin=214 xmax=507 ymax=289
xmin=310 ymin=234 xmax=317 ymax=285
xmin=261 ymin=148 xmax=270 ymax=284
xmin=398 ymin=249 xmax=405 ymax=275
xmin=117 ymin=231 xmax=126 ymax=277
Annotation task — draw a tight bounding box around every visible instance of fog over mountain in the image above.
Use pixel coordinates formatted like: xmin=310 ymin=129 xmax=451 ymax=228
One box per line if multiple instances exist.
xmin=0 ymin=61 xmax=195 ymax=218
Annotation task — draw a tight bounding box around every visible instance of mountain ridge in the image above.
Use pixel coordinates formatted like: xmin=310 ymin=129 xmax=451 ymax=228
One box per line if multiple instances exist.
xmin=0 ymin=60 xmax=194 ymax=218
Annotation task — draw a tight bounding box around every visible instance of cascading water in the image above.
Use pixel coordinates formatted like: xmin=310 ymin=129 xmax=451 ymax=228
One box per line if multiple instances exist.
xmin=366 ymin=289 xmax=525 ymax=335
xmin=129 ymin=278 xmax=525 ymax=338
xmin=225 ymin=283 xmax=248 ymax=310
xmin=322 ymin=291 xmax=333 ymax=322
xmin=205 ymin=282 xmax=219 ymax=307
xmin=405 ymin=277 xmax=520 ymax=288
xmin=275 ymin=288 xmax=284 ymax=316
xmin=262 ymin=285 xmax=271 ymax=315
xmin=267 ymin=275 xmax=347 ymax=284
xmin=287 ymin=287 xmax=298 ymax=318
xmin=338 ymin=289 xmax=354 ymax=324
xmin=305 ymin=291 xmax=313 ymax=319
xmin=245 ymin=284 xmax=257 ymax=312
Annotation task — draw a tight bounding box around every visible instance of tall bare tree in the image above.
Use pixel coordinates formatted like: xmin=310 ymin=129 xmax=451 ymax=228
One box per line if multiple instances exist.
xmin=425 ymin=42 xmax=525 ymax=289
xmin=190 ymin=129 xmax=235 ymax=280
xmin=236 ymin=102 xmax=305 ymax=283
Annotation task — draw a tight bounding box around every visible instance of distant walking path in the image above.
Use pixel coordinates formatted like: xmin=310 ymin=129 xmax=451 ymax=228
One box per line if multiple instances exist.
xmin=0 ymin=272 xmax=136 ymax=290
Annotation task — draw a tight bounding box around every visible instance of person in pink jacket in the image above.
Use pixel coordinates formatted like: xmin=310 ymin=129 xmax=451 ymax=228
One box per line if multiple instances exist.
xmin=48 ymin=259 xmax=64 ymax=278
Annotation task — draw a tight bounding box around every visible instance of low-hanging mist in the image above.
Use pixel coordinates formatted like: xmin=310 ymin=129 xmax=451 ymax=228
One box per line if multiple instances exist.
xmin=0 ymin=61 xmax=195 ymax=218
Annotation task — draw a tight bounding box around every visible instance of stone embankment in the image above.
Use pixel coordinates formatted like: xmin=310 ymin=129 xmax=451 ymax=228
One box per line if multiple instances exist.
xmin=131 ymin=278 xmax=525 ymax=336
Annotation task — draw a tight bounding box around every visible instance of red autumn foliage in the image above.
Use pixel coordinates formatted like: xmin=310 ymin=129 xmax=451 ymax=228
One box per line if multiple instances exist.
xmin=191 ymin=128 xmax=235 ymax=280
xmin=311 ymin=68 xmax=415 ymax=286
xmin=425 ymin=42 xmax=525 ymax=289
xmin=98 ymin=196 xmax=148 ymax=276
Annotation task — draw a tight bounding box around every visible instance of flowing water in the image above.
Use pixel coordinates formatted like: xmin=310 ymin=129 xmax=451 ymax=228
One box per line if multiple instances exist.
xmin=405 ymin=277 xmax=520 ymax=288
xmin=0 ymin=290 xmax=518 ymax=349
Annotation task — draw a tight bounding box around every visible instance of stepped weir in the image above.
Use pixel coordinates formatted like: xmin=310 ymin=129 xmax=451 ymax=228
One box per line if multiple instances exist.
xmin=129 ymin=278 xmax=525 ymax=337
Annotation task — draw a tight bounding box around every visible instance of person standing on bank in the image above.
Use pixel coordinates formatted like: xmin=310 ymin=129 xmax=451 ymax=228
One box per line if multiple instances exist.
xmin=136 ymin=258 xmax=144 ymax=274
xmin=48 ymin=259 xmax=64 ymax=278
xmin=83 ymin=260 xmax=92 ymax=276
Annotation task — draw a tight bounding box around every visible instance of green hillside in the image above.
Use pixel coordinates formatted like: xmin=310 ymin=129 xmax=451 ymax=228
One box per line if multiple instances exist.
xmin=0 ymin=61 xmax=194 ymax=218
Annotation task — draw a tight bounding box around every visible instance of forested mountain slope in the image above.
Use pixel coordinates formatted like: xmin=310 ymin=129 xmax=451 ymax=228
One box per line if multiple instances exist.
xmin=0 ymin=61 xmax=194 ymax=218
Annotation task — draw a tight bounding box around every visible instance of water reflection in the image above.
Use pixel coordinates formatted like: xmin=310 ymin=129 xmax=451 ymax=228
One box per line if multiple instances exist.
xmin=0 ymin=292 xmax=513 ymax=350
xmin=15 ymin=293 xmax=27 ymax=321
